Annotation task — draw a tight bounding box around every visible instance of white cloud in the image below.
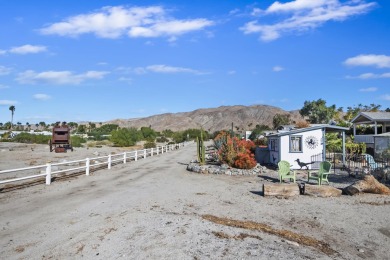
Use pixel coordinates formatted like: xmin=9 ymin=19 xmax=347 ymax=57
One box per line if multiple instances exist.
xmin=0 ymin=49 xmax=6 ymax=55
xmin=380 ymin=94 xmax=390 ymax=101
xmin=359 ymin=87 xmax=377 ymax=92
xmin=344 ymin=54 xmax=390 ymax=68
xmin=0 ymin=84 xmax=9 ymax=89
xmin=118 ymin=77 xmax=133 ymax=84
xmin=129 ymin=18 xmax=214 ymax=38
xmin=228 ymin=70 xmax=236 ymax=75
xmin=240 ymin=0 xmax=376 ymax=41
xmin=9 ymin=44 xmax=47 ymax=54
xmin=116 ymin=65 xmax=205 ymax=75
xmin=40 ymin=6 xmax=214 ymax=40
xmin=133 ymin=67 xmax=147 ymax=75
xmin=33 ymin=94 xmax=51 ymax=100
xmin=0 ymin=65 xmax=12 ymax=75
xmin=229 ymin=8 xmax=240 ymax=15
xmin=16 ymin=70 xmax=109 ymax=85
xmin=273 ymin=66 xmax=284 ymax=72
xmin=347 ymin=72 xmax=390 ymax=79
xmin=0 ymin=100 xmax=17 ymax=106
xmin=146 ymin=64 xmax=204 ymax=74
xmin=251 ymin=8 xmax=264 ymax=16
xmin=266 ymin=0 xmax=331 ymax=13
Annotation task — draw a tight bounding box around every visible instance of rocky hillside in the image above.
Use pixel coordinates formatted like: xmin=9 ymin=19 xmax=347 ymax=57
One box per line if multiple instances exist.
xmin=106 ymin=105 xmax=303 ymax=133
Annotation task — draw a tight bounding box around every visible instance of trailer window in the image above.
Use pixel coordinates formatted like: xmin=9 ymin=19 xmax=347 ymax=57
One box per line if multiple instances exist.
xmin=290 ymin=135 xmax=302 ymax=153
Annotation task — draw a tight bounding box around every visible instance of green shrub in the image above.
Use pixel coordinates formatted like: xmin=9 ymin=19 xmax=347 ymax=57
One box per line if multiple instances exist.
xmin=110 ymin=128 xmax=141 ymax=147
xmin=71 ymin=136 xmax=86 ymax=148
xmin=156 ymin=136 xmax=169 ymax=142
xmin=346 ymin=142 xmax=366 ymax=155
xmin=144 ymin=142 xmax=156 ymax=149
xmin=12 ymin=132 xmax=51 ymax=144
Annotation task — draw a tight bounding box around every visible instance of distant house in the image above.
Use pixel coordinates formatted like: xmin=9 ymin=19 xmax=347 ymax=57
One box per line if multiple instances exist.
xmin=266 ymin=125 xmax=348 ymax=170
xmin=351 ymin=112 xmax=390 ymax=156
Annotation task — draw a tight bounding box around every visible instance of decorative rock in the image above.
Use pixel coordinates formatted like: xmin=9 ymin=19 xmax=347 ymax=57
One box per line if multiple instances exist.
xmin=186 ymin=162 xmax=261 ymax=176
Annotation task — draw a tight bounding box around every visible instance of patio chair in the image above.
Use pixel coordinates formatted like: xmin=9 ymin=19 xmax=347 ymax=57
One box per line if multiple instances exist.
xmin=278 ymin=160 xmax=296 ymax=183
xmin=307 ymin=161 xmax=331 ymax=185
xmin=364 ymin=154 xmax=380 ymax=171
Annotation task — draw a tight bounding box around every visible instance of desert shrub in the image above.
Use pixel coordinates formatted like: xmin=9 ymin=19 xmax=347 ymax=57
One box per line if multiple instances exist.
xmin=346 ymin=142 xmax=366 ymax=155
xmin=70 ymin=136 xmax=86 ymax=148
xmin=110 ymin=128 xmax=141 ymax=147
xmin=12 ymin=133 xmax=51 ymax=144
xmin=254 ymin=137 xmax=268 ymax=146
xmin=86 ymin=140 xmax=113 ymax=148
xmin=156 ymin=136 xmax=169 ymax=143
xmin=214 ymin=131 xmax=257 ymax=169
xmin=295 ymin=121 xmax=310 ymax=128
xmin=144 ymin=142 xmax=156 ymax=149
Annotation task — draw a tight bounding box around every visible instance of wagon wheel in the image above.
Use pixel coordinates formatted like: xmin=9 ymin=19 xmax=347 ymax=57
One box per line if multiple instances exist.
xmin=49 ymin=140 xmax=53 ymax=152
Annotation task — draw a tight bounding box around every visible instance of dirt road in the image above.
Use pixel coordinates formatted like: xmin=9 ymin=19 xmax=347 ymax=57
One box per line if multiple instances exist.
xmin=1 ymin=143 xmax=390 ymax=259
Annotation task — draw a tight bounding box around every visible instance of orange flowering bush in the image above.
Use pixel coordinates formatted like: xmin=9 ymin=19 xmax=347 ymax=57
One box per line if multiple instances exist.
xmin=213 ymin=131 xmax=257 ymax=169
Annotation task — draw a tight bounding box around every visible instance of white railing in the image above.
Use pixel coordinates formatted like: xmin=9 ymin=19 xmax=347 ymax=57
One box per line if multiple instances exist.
xmin=0 ymin=143 xmax=185 ymax=186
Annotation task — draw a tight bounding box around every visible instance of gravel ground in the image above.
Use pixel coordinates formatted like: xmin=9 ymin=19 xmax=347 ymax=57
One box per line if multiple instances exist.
xmin=1 ymin=142 xmax=390 ymax=259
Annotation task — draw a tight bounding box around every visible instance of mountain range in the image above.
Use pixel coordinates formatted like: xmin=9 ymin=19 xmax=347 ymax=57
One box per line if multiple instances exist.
xmin=106 ymin=105 xmax=303 ymax=133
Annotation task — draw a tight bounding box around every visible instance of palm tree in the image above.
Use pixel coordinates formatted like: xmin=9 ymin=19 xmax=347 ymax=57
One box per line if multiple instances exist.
xmin=39 ymin=121 xmax=46 ymax=131
xmin=9 ymin=105 xmax=15 ymax=130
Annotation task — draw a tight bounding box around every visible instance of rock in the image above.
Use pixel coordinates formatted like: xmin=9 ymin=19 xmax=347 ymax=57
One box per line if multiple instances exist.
xmin=343 ymin=175 xmax=390 ymax=195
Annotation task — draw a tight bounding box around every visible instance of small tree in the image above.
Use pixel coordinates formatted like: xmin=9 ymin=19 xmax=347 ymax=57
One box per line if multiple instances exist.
xmin=299 ymin=99 xmax=337 ymax=124
xmin=273 ymin=114 xmax=291 ymax=129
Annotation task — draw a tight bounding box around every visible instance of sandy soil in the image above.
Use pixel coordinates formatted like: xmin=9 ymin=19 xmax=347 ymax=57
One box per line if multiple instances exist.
xmin=1 ymin=142 xmax=390 ymax=259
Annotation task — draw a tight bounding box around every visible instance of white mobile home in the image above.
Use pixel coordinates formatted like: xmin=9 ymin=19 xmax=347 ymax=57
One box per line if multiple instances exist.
xmin=267 ymin=125 xmax=348 ymax=170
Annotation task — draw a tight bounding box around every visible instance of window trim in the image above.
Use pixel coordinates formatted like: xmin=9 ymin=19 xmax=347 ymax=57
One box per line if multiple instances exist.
xmin=289 ymin=135 xmax=303 ymax=153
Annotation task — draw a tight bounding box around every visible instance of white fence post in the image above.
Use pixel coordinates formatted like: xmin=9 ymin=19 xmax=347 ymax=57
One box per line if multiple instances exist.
xmin=45 ymin=163 xmax=52 ymax=185
xmin=135 ymin=151 xmax=138 ymax=161
xmin=157 ymin=147 xmax=159 ymax=155
xmin=86 ymin=158 xmax=90 ymax=176
xmin=151 ymin=148 xmax=153 ymax=156
xmin=108 ymin=154 xmax=112 ymax=169
xmin=123 ymin=152 xmax=127 ymax=164
xmin=143 ymin=149 xmax=147 ymax=159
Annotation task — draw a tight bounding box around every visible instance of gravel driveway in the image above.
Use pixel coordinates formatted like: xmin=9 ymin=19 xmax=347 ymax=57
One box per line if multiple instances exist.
xmin=1 ymin=142 xmax=390 ymax=259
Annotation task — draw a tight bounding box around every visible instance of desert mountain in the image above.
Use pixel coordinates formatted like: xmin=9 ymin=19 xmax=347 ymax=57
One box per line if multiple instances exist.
xmin=106 ymin=105 xmax=303 ymax=133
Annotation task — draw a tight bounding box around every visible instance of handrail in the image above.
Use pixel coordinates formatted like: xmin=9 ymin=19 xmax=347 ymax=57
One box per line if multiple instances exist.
xmin=0 ymin=142 xmax=186 ymax=186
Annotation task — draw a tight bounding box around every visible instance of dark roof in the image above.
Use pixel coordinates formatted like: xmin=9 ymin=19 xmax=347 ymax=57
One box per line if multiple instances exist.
xmin=351 ymin=112 xmax=390 ymax=124
xmin=268 ymin=124 xmax=348 ymax=137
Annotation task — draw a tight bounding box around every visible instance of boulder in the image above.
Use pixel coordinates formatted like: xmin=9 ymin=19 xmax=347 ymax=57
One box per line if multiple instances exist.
xmin=343 ymin=175 xmax=390 ymax=195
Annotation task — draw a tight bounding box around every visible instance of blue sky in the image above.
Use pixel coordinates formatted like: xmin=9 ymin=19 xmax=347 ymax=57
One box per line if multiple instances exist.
xmin=0 ymin=0 xmax=389 ymax=124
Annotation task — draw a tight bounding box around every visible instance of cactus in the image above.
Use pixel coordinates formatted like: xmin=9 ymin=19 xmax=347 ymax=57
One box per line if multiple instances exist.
xmin=197 ymin=131 xmax=206 ymax=165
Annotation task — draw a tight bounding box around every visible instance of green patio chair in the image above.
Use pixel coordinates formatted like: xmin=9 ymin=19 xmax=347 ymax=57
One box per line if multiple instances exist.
xmin=278 ymin=160 xmax=296 ymax=183
xmin=307 ymin=161 xmax=332 ymax=185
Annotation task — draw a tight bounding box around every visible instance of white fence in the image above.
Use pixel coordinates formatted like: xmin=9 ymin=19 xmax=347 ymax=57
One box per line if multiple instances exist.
xmin=0 ymin=143 xmax=185 ymax=186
